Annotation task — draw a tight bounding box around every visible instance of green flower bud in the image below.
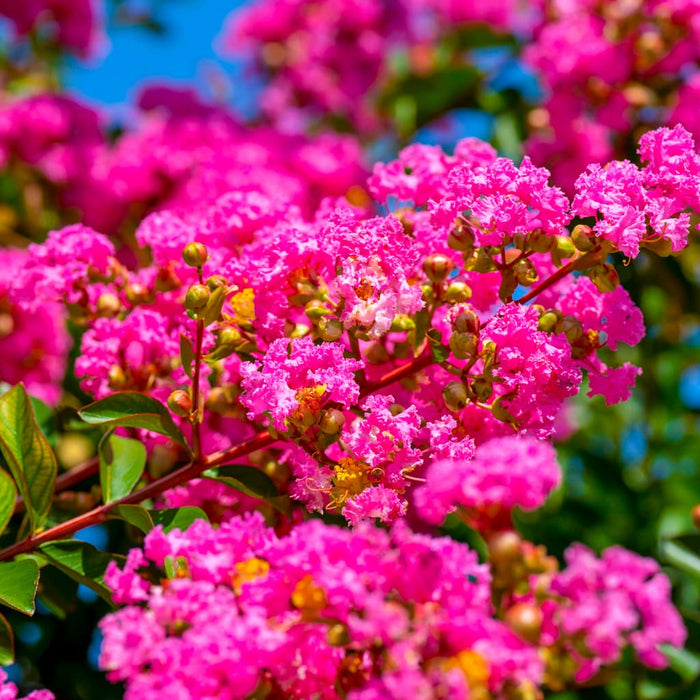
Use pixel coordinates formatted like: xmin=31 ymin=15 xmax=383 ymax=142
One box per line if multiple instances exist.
xmin=167 ymin=389 xmax=192 ymax=417
xmin=444 ymin=282 xmax=472 ymax=304
xmin=318 ymin=316 xmax=343 ymax=341
xmin=447 ymin=220 xmax=476 ymax=252
xmin=588 ymin=263 xmax=620 ymax=293
xmin=471 ymin=377 xmax=493 ymax=402
xmin=498 ymin=269 xmax=518 ymax=301
xmin=571 ymin=224 xmax=596 ymax=252
xmin=96 ymin=293 xmax=121 ymax=318
xmin=218 ymin=327 xmax=242 ymax=346
xmin=505 ymin=603 xmax=542 ymax=644
xmin=442 ymin=381 xmax=468 ymax=412
xmin=305 ymin=299 xmax=332 ymax=320
xmin=185 ymin=284 xmax=211 ymax=311
xmin=390 ymin=315 xmax=416 ymax=332
xmin=108 ymin=365 xmax=127 ymax=389
xmin=537 ymin=310 xmax=561 ymax=333
xmin=182 ymin=242 xmax=208 ymax=268
xmin=327 ymin=623 xmax=351 ymax=647
xmin=554 ymin=314 xmax=584 ymax=343
xmin=453 ymin=309 xmax=479 ymax=334
xmin=423 ymin=253 xmax=454 ymax=283
xmin=449 ymin=331 xmax=478 ymax=359
xmin=206 ymin=275 xmax=228 ymax=291
xmin=514 ymin=259 xmax=538 ymax=286
xmin=528 ymin=228 xmax=554 ymax=253
xmin=319 ymin=408 xmax=346 ymax=435
xmin=468 ymin=248 xmax=497 ymax=273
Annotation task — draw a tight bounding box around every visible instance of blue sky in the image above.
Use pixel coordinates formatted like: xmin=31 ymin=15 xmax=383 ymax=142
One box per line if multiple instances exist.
xmin=65 ymin=0 xmax=249 ymax=109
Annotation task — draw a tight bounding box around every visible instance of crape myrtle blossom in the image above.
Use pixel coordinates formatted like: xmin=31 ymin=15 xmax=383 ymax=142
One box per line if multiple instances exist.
xmin=0 ymin=670 xmax=53 ymax=700
xmin=100 ymin=513 xmax=543 ymax=699
xmin=540 ymin=544 xmax=687 ymax=683
xmin=0 ymin=0 xmax=105 ymax=58
xmin=0 ymin=249 xmax=69 ymax=405
xmin=524 ymin=0 xmax=700 ymax=192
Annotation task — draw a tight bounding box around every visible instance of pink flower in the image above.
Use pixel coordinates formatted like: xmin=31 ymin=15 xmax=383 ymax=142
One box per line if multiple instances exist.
xmin=415 ymin=436 xmax=561 ymax=525
xmin=240 ymin=336 xmax=363 ymax=431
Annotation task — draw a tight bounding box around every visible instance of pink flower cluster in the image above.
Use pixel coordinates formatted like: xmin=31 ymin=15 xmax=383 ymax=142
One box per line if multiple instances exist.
xmin=415 ymin=436 xmax=561 ymax=528
xmin=0 ymin=0 xmax=104 ymax=57
xmin=0 ymin=670 xmax=53 ymax=700
xmin=573 ymin=125 xmax=700 ymax=258
xmin=543 ymin=544 xmax=687 ymax=682
xmin=524 ymin=0 xmax=700 ymax=191
xmin=100 ymin=513 xmax=540 ymax=699
xmin=221 ymin=0 xmax=535 ymax=130
xmin=0 ymin=249 xmax=69 ymax=405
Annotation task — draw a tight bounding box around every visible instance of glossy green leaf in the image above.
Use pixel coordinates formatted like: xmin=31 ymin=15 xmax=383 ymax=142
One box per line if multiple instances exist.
xmin=151 ymin=507 xmax=208 ymax=533
xmin=38 ymin=540 xmax=125 ymax=604
xmin=0 ymin=559 xmax=40 ymax=615
xmin=204 ymin=465 xmax=292 ymax=517
xmin=99 ymin=433 xmax=147 ymax=503
xmin=0 ymin=467 xmax=16 ymax=537
xmin=0 ymin=612 xmax=13 ymax=665
xmin=427 ymin=330 xmax=449 ymax=365
xmin=109 ymin=505 xmax=208 ymax=534
xmin=661 ymin=535 xmax=700 ymax=579
xmin=79 ymin=392 xmax=189 ymax=450
xmin=0 ymin=384 xmax=57 ymax=532
xmin=180 ymin=334 xmax=195 ymax=379
xmin=109 ymin=504 xmax=154 ymax=534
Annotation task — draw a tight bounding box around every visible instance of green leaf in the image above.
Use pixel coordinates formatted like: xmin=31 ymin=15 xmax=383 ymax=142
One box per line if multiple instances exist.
xmin=38 ymin=540 xmax=125 ymax=604
xmin=109 ymin=505 xmax=208 ymax=534
xmin=151 ymin=507 xmax=208 ymax=533
xmin=411 ymin=308 xmax=430 ymax=357
xmin=99 ymin=433 xmax=147 ymax=503
xmin=79 ymin=392 xmax=189 ymax=450
xmin=201 ymin=285 xmax=227 ymax=327
xmin=109 ymin=504 xmax=154 ymax=534
xmin=661 ymin=644 xmax=700 ymax=683
xmin=0 ymin=384 xmax=57 ymax=533
xmin=0 ymin=612 xmax=13 ymax=665
xmin=180 ymin=334 xmax=195 ymax=379
xmin=204 ymin=465 xmax=292 ymax=517
xmin=0 ymin=467 xmax=16 ymax=537
xmin=661 ymin=535 xmax=700 ymax=579
xmin=427 ymin=330 xmax=449 ymax=365
xmin=0 ymin=559 xmax=40 ymax=615
xmin=36 ymin=566 xmax=78 ymax=620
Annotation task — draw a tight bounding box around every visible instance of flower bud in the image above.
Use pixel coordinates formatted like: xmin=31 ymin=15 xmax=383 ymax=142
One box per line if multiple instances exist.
xmin=589 ymin=263 xmax=620 ymax=293
xmin=444 ymin=282 xmax=472 ymax=304
xmin=488 ymin=531 xmax=522 ymax=563
xmin=453 ymin=309 xmax=479 ymax=334
xmin=492 ymin=396 xmax=517 ymax=424
xmin=692 ymin=504 xmax=700 ymax=530
xmin=571 ymin=224 xmax=596 ymax=252
xmin=218 ymin=327 xmax=242 ymax=346
xmin=96 ymin=293 xmax=121 ymax=317
xmin=442 ymin=381 xmax=468 ymax=412
xmin=305 ymin=299 xmax=332 ymax=320
xmin=390 ymin=315 xmax=416 ymax=332
xmin=185 ymin=284 xmax=210 ymax=311
xmin=108 ymin=365 xmax=127 ymax=389
xmin=528 ymin=228 xmax=554 ymax=253
xmin=505 ymin=603 xmax=542 ymax=644
xmin=318 ymin=316 xmax=343 ymax=341
xmin=206 ymin=275 xmax=227 ymax=291
xmin=319 ymin=408 xmax=345 ymax=435
xmin=537 ymin=309 xmax=561 ymax=333
xmin=471 ymin=377 xmax=493 ymax=402
xmin=327 ymin=623 xmax=351 ymax=647
xmin=468 ymin=248 xmax=497 ymax=273
xmin=423 ymin=253 xmax=454 ymax=284
xmin=448 ymin=220 xmax=476 ymax=252
xmin=182 ymin=242 xmax=208 ymax=268
xmin=125 ymin=283 xmax=152 ymax=305
xmin=554 ymin=315 xmax=583 ymax=344
xmin=514 ymin=259 xmax=538 ymax=286
xmin=167 ymin=389 xmax=192 ymax=417
xmin=449 ymin=331 xmax=478 ymax=359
